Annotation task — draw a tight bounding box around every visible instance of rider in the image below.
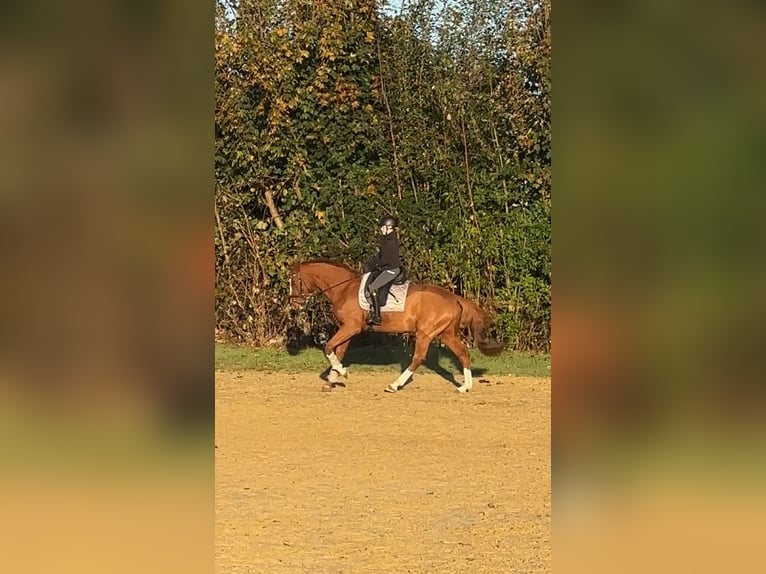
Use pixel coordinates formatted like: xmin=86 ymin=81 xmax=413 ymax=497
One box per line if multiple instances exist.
xmin=364 ymin=215 xmax=402 ymax=325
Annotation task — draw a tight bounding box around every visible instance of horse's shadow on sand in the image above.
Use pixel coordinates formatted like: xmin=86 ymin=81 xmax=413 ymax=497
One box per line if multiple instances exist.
xmin=316 ymin=340 xmax=488 ymax=390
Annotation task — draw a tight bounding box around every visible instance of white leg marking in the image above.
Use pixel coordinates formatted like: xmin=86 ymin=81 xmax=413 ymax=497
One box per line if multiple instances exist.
xmin=458 ymin=367 xmax=473 ymax=393
xmin=393 ymin=368 xmax=413 ymax=389
xmin=326 ymin=352 xmax=347 ymax=377
xmin=384 ymin=368 xmax=413 ymax=393
xmin=328 ymin=369 xmax=339 ymax=383
xmin=394 ymin=369 xmax=412 ymax=389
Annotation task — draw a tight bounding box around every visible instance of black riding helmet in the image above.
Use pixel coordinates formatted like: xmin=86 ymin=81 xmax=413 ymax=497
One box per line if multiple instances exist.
xmin=379 ymin=215 xmax=398 ymax=228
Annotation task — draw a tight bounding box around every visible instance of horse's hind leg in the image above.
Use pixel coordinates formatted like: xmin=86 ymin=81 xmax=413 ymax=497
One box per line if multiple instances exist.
xmin=441 ymin=330 xmax=473 ymax=393
xmin=385 ymin=331 xmax=432 ymax=393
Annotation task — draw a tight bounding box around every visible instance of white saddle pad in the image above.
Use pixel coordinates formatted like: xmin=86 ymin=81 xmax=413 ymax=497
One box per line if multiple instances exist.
xmin=358 ymin=272 xmax=410 ymax=312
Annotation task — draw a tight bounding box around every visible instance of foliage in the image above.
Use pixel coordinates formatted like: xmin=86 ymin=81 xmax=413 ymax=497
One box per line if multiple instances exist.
xmin=215 ymin=0 xmax=550 ymax=350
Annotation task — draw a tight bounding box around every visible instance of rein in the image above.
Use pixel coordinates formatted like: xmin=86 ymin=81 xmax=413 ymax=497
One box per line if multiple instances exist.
xmin=314 ymin=276 xmax=359 ymax=297
xmin=291 ymin=272 xmax=359 ymax=302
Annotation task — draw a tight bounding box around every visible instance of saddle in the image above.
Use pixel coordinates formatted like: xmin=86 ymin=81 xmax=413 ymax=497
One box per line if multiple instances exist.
xmin=358 ymin=269 xmax=410 ymax=312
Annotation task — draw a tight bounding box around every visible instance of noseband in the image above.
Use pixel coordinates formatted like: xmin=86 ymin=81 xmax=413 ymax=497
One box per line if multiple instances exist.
xmin=290 ymin=271 xmax=306 ymax=304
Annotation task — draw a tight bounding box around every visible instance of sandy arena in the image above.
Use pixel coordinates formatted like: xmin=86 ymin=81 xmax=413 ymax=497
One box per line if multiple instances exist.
xmin=216 ymin=370 xmax=550 ymax=573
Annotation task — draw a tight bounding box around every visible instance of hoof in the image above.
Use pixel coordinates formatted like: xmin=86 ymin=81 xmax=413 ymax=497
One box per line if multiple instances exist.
xmin=321 ymin=383 xmax=333 ymax=392
xmin=384 ymin=385 xmax=397 ymax=393
xmin=457 ymin=385 xmax=470 ymax=393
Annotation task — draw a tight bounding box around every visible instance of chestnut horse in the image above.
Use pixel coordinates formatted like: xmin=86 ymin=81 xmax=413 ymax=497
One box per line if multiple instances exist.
xmin=289 ymin=259 xmax=503 ymax=393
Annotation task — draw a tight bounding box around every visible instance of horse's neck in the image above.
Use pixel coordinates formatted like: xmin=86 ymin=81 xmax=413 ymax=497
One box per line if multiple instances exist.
xmin=306 ymin=265 xmax=355 ymax=294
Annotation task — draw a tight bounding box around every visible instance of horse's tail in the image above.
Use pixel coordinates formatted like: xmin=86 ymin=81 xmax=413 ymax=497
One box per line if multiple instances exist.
xmin=456 ymin=296 xmax=505 ymax=356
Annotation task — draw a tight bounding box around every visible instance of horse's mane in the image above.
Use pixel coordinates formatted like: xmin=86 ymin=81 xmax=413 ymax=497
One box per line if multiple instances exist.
xmin=301 ymin=258 xmax=359 ymax=275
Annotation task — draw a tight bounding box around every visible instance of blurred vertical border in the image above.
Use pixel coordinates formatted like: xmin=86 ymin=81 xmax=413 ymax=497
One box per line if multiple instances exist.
xmin=556 ymin=1 xmax=766 ymax=572
xmin=0 ymin=1 xmax=213 ymax=573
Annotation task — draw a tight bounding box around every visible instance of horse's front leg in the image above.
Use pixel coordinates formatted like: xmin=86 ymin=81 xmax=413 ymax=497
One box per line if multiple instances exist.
xmin=327 ymin=340 xmax=352 ymax=385
xmin=323 ymin=324 xmax=361 ymax=391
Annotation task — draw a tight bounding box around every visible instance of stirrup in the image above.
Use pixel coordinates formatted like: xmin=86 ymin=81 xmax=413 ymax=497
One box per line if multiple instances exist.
xmin=367 ymin=313 xmax=381 ymax=325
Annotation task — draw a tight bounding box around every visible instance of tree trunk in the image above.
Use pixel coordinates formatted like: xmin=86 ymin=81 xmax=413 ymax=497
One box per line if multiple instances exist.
xmin=263 ymin=189 xmax=284 ymax=229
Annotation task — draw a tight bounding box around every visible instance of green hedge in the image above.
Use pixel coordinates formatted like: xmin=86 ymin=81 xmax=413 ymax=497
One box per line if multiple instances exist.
xmin=215 ymin=0 xmax=550 ymax=350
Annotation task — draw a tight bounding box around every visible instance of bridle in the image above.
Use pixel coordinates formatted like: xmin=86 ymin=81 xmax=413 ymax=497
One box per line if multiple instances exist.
xmin=289 ymin=271 xmax=307 ymax=306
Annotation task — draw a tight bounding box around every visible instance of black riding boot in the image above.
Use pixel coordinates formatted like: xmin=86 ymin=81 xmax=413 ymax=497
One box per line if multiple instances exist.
xmin=367 ymin=290 xmax=382 ymax=325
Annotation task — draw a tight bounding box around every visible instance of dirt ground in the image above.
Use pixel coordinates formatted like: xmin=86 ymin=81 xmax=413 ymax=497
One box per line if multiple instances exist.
xmin=216 ymin=370 xmax=550 ymax=573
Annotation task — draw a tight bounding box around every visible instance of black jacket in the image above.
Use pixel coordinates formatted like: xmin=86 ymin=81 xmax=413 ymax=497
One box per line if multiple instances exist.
xmin=365 ymin=231 xmax=401 ymax=272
